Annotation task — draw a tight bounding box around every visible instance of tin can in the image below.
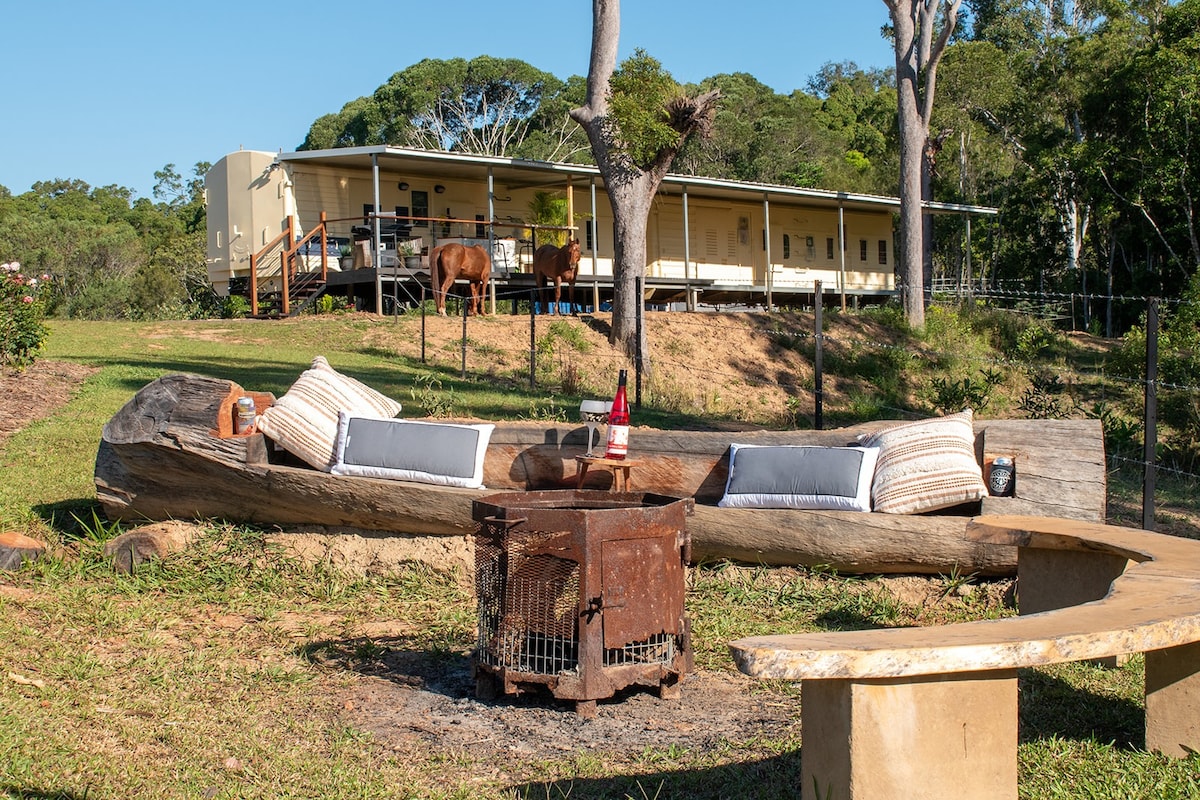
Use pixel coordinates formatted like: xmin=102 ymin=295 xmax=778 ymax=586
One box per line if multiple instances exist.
xmin=989 ymin=456 xmax=1015 ymax=497
xmin=235 ymin=396 xmax=256 ymax=435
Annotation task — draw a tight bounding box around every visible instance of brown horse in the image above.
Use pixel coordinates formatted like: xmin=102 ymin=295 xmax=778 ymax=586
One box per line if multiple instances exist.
xmin=428 ymin=243 xmax=491 ymax=316
xmin=532 ymin=239 xmax=582 ymax=315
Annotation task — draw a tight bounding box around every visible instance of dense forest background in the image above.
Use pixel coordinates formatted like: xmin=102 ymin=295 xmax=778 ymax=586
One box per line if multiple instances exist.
xmin=0 ymin=0 xmax=1196 ymax=333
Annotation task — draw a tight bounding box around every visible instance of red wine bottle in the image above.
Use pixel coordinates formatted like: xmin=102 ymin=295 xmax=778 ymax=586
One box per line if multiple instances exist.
xmin=604 ymin=370 xmax=630 ymax=459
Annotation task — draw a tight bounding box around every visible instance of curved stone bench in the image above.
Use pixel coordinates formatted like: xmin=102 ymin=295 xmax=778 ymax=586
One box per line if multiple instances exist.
xmin=728 ymin=515 xmax=1200 ymax=800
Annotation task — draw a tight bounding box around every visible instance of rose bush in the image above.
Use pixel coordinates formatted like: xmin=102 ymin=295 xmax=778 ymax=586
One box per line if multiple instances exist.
xmin=1 ymin=261 xmax=50 ymax=369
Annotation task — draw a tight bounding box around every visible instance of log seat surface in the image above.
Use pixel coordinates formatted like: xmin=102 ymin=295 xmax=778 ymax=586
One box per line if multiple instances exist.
xmin=728 ymin=515 xmax=1200 ymax=800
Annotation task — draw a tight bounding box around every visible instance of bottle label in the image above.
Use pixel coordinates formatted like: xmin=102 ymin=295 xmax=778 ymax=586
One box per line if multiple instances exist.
xmin=605 ymin=424 xmax=629 ymax=459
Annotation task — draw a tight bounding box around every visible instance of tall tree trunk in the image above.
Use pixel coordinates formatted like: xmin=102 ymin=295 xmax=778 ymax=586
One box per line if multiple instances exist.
xmin=571 ymin=0 xmax=718 ymax=358
xmin=884 ymin=0 xmax=961 ymax=329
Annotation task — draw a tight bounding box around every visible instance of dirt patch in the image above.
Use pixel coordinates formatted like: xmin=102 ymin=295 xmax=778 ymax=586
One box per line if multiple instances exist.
xmin=0 ymin=360 xmax=98 ymax=448
xmin=266 ymin=528 xmax=475 ymax=577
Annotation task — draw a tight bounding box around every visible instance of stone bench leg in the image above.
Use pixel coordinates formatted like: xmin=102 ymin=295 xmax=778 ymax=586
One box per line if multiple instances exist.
xmin=1146 ymin=641 xmax=1200 ymax=757
xmin=800 ymin=670 xmax=1018 ymax=800
xmin=1017 ymin=547 xmax=1132 ymax=668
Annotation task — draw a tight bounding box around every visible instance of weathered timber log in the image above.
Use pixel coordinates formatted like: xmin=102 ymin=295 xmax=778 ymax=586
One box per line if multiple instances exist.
xmin=95 ymin=374 xmax=1108 ymax=576
xmin=0 ymin=531 xmax=46 ymax=571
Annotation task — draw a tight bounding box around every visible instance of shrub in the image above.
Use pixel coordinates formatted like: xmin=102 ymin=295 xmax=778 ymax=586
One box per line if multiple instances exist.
xmin=0 ymin=261 xmax=50 ymax=368
xmin=220 ymin=294 xmax=251 ymax=319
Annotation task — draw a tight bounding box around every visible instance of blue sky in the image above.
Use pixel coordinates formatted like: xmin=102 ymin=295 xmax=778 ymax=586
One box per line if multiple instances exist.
xmin=0 ymin=1 xmax=895 ymax=201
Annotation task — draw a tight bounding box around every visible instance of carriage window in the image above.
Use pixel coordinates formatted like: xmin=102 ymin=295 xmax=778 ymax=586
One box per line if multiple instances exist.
xmin=878 ymin=240 xmax=888 ymax=265
xmin=476 ymin=214 xmax=486 ymax=239
xmin=860 ymin=239 xmax=868 ymax=262
xmin=411 ymin=191 xmax=429 ymax=227
xmin=826 ymin=237 xmax=834 ymax=260
xmin=782 ymin=234 xmax=790 ymax=260
xmin=585 ymin=220 xmax=594 ymax=251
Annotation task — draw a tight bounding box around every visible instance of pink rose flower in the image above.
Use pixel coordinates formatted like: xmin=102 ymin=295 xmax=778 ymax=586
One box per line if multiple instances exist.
xmin=22 ymin=296 xmax=34 ymax=303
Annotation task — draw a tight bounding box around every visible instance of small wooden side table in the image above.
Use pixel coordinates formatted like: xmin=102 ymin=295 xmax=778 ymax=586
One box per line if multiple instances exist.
xmin=575 ymin=455 xmax=641 ymax=492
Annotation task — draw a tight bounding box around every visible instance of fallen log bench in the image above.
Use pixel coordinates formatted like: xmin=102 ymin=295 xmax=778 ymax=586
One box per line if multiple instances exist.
xmin=95 ymin=374 xmax=1108 ymax=577
xmin=729 ymin=515 xmax=1200 ymax=800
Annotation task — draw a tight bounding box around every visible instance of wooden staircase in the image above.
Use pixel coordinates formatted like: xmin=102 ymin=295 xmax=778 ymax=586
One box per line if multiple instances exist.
xmin=247 ymin=214 xmax=332 ymax=317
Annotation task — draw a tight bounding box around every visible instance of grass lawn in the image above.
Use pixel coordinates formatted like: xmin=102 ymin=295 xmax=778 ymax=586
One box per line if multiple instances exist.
xmin=3 ymin=315 xmax=1200 ymax=799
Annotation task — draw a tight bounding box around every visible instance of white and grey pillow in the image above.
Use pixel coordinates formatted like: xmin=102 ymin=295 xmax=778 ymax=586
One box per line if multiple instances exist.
xmin=332 ymin=413 xmax=494 ymax=489
xmin=717 ymin=444 xmax=879 ymax=511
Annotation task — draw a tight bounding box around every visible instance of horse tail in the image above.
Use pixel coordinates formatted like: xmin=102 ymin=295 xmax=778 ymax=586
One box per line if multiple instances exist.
xmin=428 ymin=245 xmax=443 ymax=313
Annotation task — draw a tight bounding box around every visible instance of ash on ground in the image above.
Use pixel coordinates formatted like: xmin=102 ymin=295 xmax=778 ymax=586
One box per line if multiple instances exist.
xmin=334 ymin=648 xmax=798 ymax=760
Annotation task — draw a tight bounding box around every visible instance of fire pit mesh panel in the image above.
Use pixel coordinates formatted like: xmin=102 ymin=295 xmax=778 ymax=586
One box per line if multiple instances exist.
xmin=475 ymin=523 xmax=582 ymax=675
xmin=605 ymin=633 xmax=677 ymax=667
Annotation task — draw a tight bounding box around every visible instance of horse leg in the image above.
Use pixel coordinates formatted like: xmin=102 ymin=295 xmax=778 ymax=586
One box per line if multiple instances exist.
xmin=550 ymin=277 xmax=561 ymax=316
xmin=469 ymin=280 xmax=483 ymax=316
xmin=568 ymin=278 xmax=577 ymax=315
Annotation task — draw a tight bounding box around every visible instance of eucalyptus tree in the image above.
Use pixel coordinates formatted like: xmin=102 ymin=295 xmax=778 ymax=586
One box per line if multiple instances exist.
xmin=883 ymin=0 xmax=963 ymax=328
xmin=959 ymin=0 xmax=1172 ymax=299
xmin=571 ymin=0 xmax=719 ymax=357
xmin=1087 ymin=0 xmax=1200 ymax=283
xmin=299 ymin=57 xmax=583 ymax=159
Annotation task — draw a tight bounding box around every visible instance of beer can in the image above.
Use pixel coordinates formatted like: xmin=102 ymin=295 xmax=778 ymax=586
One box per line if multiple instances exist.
xmin=989 ymin=456 xmax=1015 ymax=497
xmin=235 ymin=396 xmax=256 ymax=435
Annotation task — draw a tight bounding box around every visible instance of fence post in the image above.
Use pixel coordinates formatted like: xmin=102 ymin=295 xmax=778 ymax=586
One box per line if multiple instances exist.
xmin=635 ymin=275 xmax=644 ymax=408
xmin=420 ymin=286 xmax=427 ymax=365
xmin=814 ymin=280 xmax=824 ymax=430
xmin=1143 ymin=296 xmax=1159 ymax=531
xmin=461 ymin=290 xmax=469 ymax=380
xmin=529 ymin=289 xmax=537 ymax=390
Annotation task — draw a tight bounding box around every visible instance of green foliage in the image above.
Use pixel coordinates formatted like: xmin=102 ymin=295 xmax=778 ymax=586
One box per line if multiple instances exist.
xmin=521 ymin=394 xmax=570 ymax=422
xmin=527 ymin=191 xmax=569 ymax=246
xmin=928 ymin=370 xmax=1005 ymax=415
xmin=545 ymin=319 xmax=592 ymax=353
xmin=1089 ymin=401 xmax=1141 ymax=453
xmin=408 ymin=371 xmax=459 ymax=417
xmin=1015 ymin=320 xmax=1069 ymax=363
xmin=1019 ymin=368 xmax=1071 ymax=419
xmin=0 ymin=164 xmax=211 ymax=322
xmin=0 ymin=261 xmax=49 ymax=368
xmin=220 ymin=294 xmax=251 ymax=319
xmin=302 ymin=57 xmax=580 ymax=160
xmin=609 ymin=49 xmax=685 ymax=169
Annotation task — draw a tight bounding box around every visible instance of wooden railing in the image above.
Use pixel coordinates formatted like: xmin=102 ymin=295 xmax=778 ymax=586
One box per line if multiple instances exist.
xmin=249 ymin=213 xmax=332 ymax=316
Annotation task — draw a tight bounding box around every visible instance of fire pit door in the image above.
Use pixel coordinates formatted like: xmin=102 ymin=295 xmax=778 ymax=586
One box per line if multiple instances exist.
xmin=600 ymin=536 xmax=685 ymax=650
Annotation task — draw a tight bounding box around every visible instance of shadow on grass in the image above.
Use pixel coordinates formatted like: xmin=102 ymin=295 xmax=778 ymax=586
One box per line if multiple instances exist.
xmin=1019 ymin=668 xmax=1145 ymax=750
xmin=509 ymin=752 xmax=804 ymax=800
xmin=31 ymin=498 xmax=115 ymax=542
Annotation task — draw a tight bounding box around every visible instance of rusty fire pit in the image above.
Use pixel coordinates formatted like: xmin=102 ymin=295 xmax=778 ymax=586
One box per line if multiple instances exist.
xmin=471 ymin=490 xmax=693 ymax=716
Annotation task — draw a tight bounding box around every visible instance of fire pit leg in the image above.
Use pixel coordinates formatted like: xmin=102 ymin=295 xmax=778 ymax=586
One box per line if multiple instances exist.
xmin=475 ymin=672 xmax=500 ymax=701
xmin=575 ymin=700 xmax=598 ymax=719
xmin=659 ymin=678 xmax=683 ymax=700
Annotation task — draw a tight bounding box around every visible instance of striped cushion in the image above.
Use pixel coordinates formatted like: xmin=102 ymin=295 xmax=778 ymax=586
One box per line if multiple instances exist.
xmin=255 ymin=356 xmax=402 ymax=471
xmin=858 ymin=410 xmax=986 ymax=514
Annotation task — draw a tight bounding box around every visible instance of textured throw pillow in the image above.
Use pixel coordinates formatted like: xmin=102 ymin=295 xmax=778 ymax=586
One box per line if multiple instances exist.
xmin=858 ymin=410 xmax=987 ymax=514
xmin=332 ymin=413 xmax=494 ymax=488
xmin=255 ymin=356 xmax=402 ymax=471
xmin=717 ymin=444 xmax=879 ymax=511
